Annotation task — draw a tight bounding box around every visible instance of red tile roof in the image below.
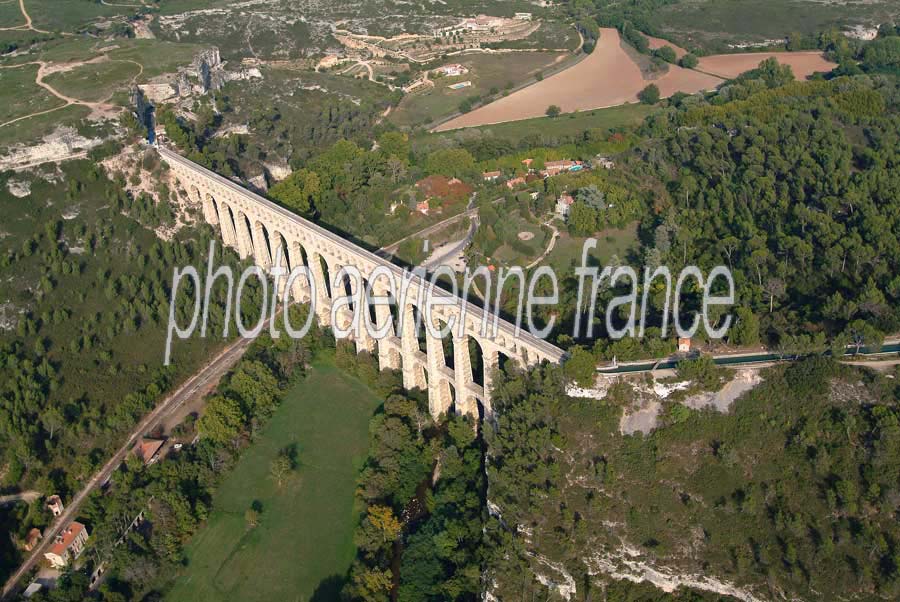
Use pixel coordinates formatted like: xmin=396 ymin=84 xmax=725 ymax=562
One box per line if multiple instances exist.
xmin=133 ymin=438 xmax=165 ymax=464
xmin=49 ymin=522 xmax=85 ymax=557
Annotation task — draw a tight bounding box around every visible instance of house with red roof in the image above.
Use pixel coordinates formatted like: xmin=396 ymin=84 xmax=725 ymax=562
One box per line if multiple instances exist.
xmin=555 ymin=193 xmax=575 ymax=218
xmin=505 ymin=176 xmax=526 ymax=190
xmin=133 ymin=438 xmax=166 ymax=466
xmin=44 ymin=522 xmax=89 ymax=569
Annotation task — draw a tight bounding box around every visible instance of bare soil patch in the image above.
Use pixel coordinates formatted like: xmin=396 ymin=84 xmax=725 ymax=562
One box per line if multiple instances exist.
xmin=435 ymin=29 xmax=722 ymax=131
xmin=697 ymin=51 xmax=834 ymax=79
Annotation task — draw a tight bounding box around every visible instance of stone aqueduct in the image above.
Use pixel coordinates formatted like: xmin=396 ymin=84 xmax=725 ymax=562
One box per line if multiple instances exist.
xmin=161 ymin=147 xmax=565 ymax=419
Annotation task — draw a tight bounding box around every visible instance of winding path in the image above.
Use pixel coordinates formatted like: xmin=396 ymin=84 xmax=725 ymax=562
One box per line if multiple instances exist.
xmin=0 ymin=491 xmax=40 ymax=507
xmin=524 ymin=220 xmax=559 ymax=270
xmin=0 ymin=57 xmax=142 ymax=129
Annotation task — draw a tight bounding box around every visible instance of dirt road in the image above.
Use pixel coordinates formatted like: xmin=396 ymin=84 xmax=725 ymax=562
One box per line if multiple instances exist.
xmin=0 ymin=56 xmax=142 ymax=129
xmin=0 ymin=0 xmax=49 ymax=34
xmin=0 ymin=491 xmax=40 ymax=507
xmin=0 ymin=336 xmax=253 ymax=600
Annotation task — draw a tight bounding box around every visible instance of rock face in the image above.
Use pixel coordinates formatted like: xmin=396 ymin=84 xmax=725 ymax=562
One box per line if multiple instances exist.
xmin=0 ymin=127 xmax=104 ymax=171
xmin=192 ymin=48 xmax=224 ymax=93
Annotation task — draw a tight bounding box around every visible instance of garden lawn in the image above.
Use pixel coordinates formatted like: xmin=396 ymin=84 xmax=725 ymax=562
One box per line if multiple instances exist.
xmin=165 ymin=358 xmax=382 ymax=602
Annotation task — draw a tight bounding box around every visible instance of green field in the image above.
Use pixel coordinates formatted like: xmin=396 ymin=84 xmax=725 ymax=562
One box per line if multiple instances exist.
xmin=0 ymin=0 xmax=24 ymax=28
xmin=546 ymin=222 xmax=641 ymax=273
xmin=0 ymin=62 xmax=63 ymax=124
xmin=25 ymin=0 xmax=138 ymax=32
xmin=0 ymin=37 xmax=198 ymax=148
xmin=165 ymin=358 xmax=382 ymax=602
xmin=428 ymin=103 xmax=653 ymax=144
xmin=390 ymin=51 xmax=569 ymax=129
xmin=43 ymin=58 xmax=141 ymax=103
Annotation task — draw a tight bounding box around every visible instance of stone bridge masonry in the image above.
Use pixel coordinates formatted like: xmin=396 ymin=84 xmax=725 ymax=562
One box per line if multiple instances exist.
xmin=160 ymin=147 xmax=565 ymax=419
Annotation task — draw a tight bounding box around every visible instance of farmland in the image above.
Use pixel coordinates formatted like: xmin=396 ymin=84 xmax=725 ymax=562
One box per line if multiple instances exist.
xmin=697 ymin=51 xmax=835 ymax=79
xmin=164 ymin=358 xmax=382 ymax=602
xmin=425 ymin=102 xmax=653 ymax=145
xmin=434 ymin=28 xmax=723 ymax=131
xmin=434 ymin=27 xmax=836 ymax=132
xmin=389 ymin=50 xmax=570 ymax=129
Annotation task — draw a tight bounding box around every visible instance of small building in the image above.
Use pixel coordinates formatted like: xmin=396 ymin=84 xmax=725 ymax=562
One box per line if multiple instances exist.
xmin=555 ymin=194 xmax=575 ymax=218
xmin=543 ymin=159 xmax=577 ymax=176
xmin=317 ymin=54 xmax=343 ymax=70
xmin=46 ymin=495 xmax=64 ymax=517
xmin=23 ymin=528 xmax=42 ymax=552
xmin=678 ymin=338 xmax=692 ymax=353
xmin=521 ymin=158 xmax=534 ymax=170
xmin=514 ymin=12 xmax=533 ymax=20
xmin=44 ymin=522 xmax=89 ymax=569
xmin=416 ymin=201 xmax=430 ymax=215
xmin=594 ymin=155 xmax=615 ymax=169
xmin=433 ymin=63 xmax=468 ymax=77
xmin=482 ymin=170 xmax=501 ymax=182
xmin=22 ymin=583 xmax=42 ymax=599
xmin=133 ymin=438 xmax=166 ymax=466
xmin=505 ymin=176 xmax=526 ymax=190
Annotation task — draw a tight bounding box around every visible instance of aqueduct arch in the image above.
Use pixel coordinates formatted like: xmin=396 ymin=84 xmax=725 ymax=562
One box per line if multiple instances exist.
xmin=163 ymin=146 xmax=564 ymax=419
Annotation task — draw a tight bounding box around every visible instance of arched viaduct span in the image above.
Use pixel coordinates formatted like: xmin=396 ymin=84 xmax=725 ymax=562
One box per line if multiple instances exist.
xmin=159 ymin=146 xmax=565 ymax=419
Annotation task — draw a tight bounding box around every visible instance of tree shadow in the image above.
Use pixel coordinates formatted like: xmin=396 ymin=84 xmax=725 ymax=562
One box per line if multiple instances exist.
xmin=310 ymin=574 xmax=347 ymax=601
xmin=281 ymin=442 xmax=300 ymax=469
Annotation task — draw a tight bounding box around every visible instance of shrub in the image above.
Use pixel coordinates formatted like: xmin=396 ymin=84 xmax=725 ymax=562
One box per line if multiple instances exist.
xmin=638 ymin=84 xmax=660 ymax=105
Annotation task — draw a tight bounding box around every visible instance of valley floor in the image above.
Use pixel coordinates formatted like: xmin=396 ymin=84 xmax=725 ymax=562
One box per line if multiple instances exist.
xmin=165 ymin=357 xmax=382 ymax=602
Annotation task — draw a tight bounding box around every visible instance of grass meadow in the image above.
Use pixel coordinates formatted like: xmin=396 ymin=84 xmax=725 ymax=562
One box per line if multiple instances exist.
xmin=427 ymin=103 xmax=652 ymax=145
xmin=165 ymin=358 xmax=382 ymax=602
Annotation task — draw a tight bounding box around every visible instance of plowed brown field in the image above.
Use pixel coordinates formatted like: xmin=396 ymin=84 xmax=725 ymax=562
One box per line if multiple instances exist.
xmin=434 ymin=30 xmax=835 ymax=133
xmin=697 ymin=51 xmax=834 ymax=79
xmin=435 ymin=28 xmax=721 ymax=132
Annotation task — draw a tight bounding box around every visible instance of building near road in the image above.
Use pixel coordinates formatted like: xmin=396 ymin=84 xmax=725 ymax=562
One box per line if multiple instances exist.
xmin=482 ymin=170 xmax=501 ymax=182
xmin=433 ymin=63 xmax=468 ymax=77
xmin=133 ymin=438 xmax=166 ymax=466
xmin=505 ymin=176 xmax=526 ymax=189
xmin=46 ymin=495 xmax=64 ymax=517
xmin=543 ymin=159 xmax=580 ymax=176
xmin=432 ymin=14 xmax=537 ymax=43
xmin=44 ymin=522 xmax=89 ymax=569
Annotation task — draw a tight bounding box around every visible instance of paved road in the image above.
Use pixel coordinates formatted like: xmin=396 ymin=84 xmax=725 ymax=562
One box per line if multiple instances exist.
xmin=599 ymin=340 xmax=900 ymax=375
xmin=0 ymin=336 xmax=253 ymax=600
xmin=378 ymin=193 xmax=504 ymax=259
xmin=420 ymin=217 xmax=478 ymax=271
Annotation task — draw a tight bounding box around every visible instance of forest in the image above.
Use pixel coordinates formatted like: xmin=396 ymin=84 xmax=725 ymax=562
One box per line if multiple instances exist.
xmin=24 ymin=306 xmax=322 ymax=602
xmin=0 ymin=155 xmax=262 ymax=585
xmin=483 ymin=356 xmax=900 ymax=601
xmin=4 ymin=14 xmax=900 ymax=602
